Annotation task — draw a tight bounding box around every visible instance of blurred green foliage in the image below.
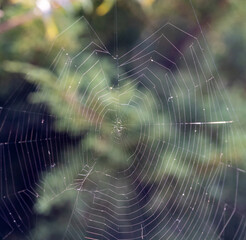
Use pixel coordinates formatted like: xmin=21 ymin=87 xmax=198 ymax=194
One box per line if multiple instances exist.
xmin=0 ymin=0 xmax=246 ymax=239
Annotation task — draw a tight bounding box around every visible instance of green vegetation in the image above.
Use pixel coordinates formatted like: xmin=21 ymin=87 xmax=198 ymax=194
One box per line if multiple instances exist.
xmin=0 ymin=0 xmax=245 ymax=239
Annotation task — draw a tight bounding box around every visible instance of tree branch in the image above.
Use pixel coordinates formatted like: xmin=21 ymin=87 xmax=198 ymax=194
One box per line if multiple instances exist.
xmin=0 ymin=11 xmax=39 ymax=34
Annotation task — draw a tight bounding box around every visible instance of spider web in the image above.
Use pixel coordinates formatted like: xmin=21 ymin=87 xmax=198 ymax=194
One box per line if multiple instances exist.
xmin=0 ymin=2 xmax=246 ymax=240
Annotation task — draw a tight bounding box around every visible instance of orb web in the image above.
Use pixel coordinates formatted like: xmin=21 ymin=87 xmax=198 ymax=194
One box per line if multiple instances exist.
xmin=0 ymin=4 xmax=246 ymax=240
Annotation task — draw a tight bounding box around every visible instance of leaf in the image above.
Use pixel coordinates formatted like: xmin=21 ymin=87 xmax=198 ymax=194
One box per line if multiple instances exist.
xmin=45 ymin=17 xmax=59 ymax=40
xmin=96 ymin=0 xmax=115 ymax=16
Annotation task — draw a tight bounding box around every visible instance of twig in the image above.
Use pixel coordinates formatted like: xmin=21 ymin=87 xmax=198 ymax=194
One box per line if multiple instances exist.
xmin=0 ymin=10 xmax=39 ymax=34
